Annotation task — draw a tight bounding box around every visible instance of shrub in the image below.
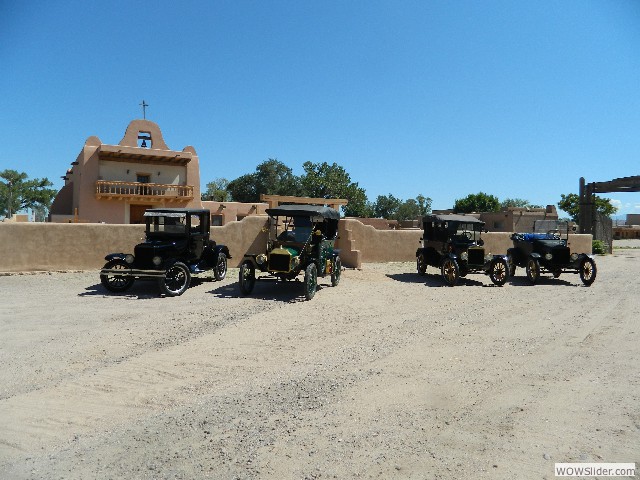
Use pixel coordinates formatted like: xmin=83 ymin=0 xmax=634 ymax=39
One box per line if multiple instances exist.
xmin=592 ymin=240 xmax=608 ymax=255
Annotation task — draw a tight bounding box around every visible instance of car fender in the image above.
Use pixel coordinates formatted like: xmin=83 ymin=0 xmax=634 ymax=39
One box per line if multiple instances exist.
xmin=212 ymin=244 xmax=231 ymax=260
xmin=104 ymin=253 xmax=128 ymax=262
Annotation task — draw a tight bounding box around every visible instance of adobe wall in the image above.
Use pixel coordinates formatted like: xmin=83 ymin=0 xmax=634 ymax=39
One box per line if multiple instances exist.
xmin=0 ymin=217 xmax=593 ymax=273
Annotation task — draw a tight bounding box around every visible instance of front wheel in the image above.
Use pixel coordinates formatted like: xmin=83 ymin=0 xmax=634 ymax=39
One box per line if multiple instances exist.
xmin=441 ymin=257 xmax=459 ymax=287
xmin=579 ymin=257 xmax=597 ymax=286
xmin=100 ymin=259 xmax=134 ymax=292
xmin=239 ymin=260 xmax=256 ymax=295
xmin=214 ymin=253 xmax=228 ymax=281
xmin=525 ymin=258 xmax=540 ymax=285
xmin=331 ymin=256 xmax=342 ymax=287
xmin=304 ymin=263 xmax=318 ymax=300
xmin=159 ymin=261 xmax=191 ymax=296
xmin=489 ymin=257 xmax=508 ymax=286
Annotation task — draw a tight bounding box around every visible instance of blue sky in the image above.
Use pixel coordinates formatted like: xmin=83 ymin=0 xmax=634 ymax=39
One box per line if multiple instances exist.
xmin=2 ymin=0 xmax=640 ymax=216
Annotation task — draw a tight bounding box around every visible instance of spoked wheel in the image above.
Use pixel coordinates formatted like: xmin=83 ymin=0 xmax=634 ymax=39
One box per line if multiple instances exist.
xmin=441 ymin=257 xmax=459 ymax=287
xmin=489 ymin=257 xmax=508 ymax=286
xmin=214 ymin=252 xmax=228 ymax=281
xmin=304 ymin=263 xmax=318 ymax=300
xmin=239 ymin=260 xmax=256 ymax=295
xmin=417 ymin=254 xmax=427 ymax=276
xmin=159 ymin=261 xmax=191 ymax=296
xmin=100 ymin=259 xmax=134 ymax=292
xmin=579 ymin=257 xmax=597 ymax=286
xmin=525 ymin=258 xmax=540 ymax=285
xmin=331 ymin=256 xmax=342 ymax=287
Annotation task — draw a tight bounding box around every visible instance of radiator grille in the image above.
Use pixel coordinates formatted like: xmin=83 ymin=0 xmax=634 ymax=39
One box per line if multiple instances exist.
xmin=269 ymin=253 xmax=291 ymax=272
xmin=552 ymin=247 xmax=570 ymax=264
xmin=468 ymin=248 xmax=485 ymax=265
xmin=134 ymin=245 xmax=155 ymax=268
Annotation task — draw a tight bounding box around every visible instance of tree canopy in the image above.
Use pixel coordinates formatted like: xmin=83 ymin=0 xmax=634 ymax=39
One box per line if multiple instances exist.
xmin=372 ymin=193 xmax=432 ymax=221
xmin=558 ymin=193 xmax=618 ymax=222
xmin=226 ymin=159 xmax=301 ymax=203
xmin=0 ymin=169 xmax=57 ymax=220
xmin=201 ymin=178 xmax=230 ymax=202
xmin=453 ymin=192 xmax=500 ymax=214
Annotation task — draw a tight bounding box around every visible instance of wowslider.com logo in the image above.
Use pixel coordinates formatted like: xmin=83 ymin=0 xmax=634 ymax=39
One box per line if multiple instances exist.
xmin=555 ymin=463 xmax=636 ymax=477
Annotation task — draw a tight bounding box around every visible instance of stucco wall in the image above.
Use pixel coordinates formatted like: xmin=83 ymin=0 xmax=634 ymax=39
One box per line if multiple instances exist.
xmin=0 ymin=217 xmax=593 ymax=273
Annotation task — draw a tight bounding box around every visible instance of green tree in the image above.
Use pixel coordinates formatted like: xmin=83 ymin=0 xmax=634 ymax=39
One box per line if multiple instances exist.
xmin=299 ymin=161 xmax=369 ymax=217
xmin=500 ymin=198 xmax=542 ymax=209
xmin=201 ymin=178 xmax=230 ymax=202
xmin=0 ymin=169 xmax=57 ymax=220
xmin=372 ymin=194 xmax=402 ymax=219
xmin=227 ymin=159 xmax=301 ymax=203
xmin=453 ymin=192 xmax=500 ymax=214
xmin=558 ymin=193 xmax=618 ymax=223
xmin=396 ymin=195 xmax=433 ymax=221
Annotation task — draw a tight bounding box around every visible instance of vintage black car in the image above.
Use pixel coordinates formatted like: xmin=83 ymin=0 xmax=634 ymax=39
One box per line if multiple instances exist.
xmin=100 ymin=208 xmax=230 ymax=296
xmin=416 ymin=214 xmax=509 ymax=286
xmin=239 ymin=204 xmax=342 ymax=300
xmin=507 ymin=222 xmax=597 ymax=286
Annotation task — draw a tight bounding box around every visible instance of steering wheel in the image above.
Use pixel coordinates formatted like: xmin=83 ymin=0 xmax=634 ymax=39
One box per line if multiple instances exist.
xmin=461 ymin=231 xmax=472 ymax=240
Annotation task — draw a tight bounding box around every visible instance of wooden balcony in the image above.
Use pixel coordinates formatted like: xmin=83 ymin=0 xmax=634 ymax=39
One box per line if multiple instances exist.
xmin=95 ymin=180 xmax=194 ymax=202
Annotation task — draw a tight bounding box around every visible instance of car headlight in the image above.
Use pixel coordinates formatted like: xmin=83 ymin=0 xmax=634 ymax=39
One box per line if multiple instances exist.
xmin=545 ymin=253 xmax=553 ymax=261
xmin=152 ymin=256 xmax=162 ymax=266
xmin=570 ymin=253 xmax=579 ymax=261
xmin=125 ymin=254 xmax=134 ymax=264
xmin=460 ymin=251 xmax=468 ymax=261
xmin=256 ymin=254 xmax=267 ymax=265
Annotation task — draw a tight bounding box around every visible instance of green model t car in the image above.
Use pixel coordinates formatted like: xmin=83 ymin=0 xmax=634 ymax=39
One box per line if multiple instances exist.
xmin=238 ymin=205 xmax=342 ymax=300
xmin=415 ymin=214 xmax=509 ymax=286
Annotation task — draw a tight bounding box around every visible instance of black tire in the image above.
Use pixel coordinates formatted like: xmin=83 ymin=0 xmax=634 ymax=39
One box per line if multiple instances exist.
xmin=507 ymin=255 xmax=516 ymax=277
xmin=214 ymin=252 xmax=228 ymax=281
xmin=331 ymin=256 xmax=341 ymax=287
xmin=100 ymin=259 xmax=134 ymax=292
xmin=579 ymin=257 xmax=597 ymax=286
xmin=489 ymin=257 xmax=508 ymax=286
xmin=239 ymin=260 xmax=255 ymax=295
xmin=304 ymin=263 xmax=318 ymax=300
xmin=441 ymin=257 xmax=459 ymax=287
xmin=525 ymin=258 xmax=540 ymax=285
xmin=416 ymin=254 xmax=426 ymax=276
xmin=159 ymin=261 xmax=191 ymax=296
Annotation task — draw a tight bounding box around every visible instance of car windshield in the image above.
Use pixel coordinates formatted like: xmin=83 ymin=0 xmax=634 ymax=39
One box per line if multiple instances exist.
xmin=148 ymin=215 xmax=187 ymax=234
xmin=277 ymin=216 xmax=314 ymax=243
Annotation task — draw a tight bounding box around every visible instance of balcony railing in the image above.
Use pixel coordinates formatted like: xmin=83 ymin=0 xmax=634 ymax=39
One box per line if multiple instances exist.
xmin=95 ymin=180 xmax=194 ymax=201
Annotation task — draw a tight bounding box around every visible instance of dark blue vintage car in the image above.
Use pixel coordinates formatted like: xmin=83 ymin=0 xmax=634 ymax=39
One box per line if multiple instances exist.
xmin=416 ymin=214 xmax=509 ymax=286
xmin=100 ymin=208 xmax=230 ymax=296
xmin=507 ymin=222 xmax=596 ymax=286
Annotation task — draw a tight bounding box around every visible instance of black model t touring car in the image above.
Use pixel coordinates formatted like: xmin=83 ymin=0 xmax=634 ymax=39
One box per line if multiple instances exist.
xmin=415 ymin=214 xmax=509 ymax=286
xmin=100 ymin=208 xmax=230 ymax=296
xmin=507 ymin=222 xmax=597 ymax=286
xmin=238 ymin=204 xmax=342 ymax=300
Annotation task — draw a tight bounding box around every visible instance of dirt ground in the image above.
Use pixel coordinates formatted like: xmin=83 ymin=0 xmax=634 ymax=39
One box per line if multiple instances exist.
xmin=1 ymin=248 xmax=639 ymax=479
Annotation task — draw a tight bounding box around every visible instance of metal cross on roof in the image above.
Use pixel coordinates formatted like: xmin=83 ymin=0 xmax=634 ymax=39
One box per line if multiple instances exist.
xmin=140 ymin=100 xmax=149 ymax=119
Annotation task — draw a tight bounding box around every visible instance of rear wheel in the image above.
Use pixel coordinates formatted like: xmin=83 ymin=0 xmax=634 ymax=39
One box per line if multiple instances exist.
xmin=507 ymin=255 xmax=516 ymax=277
xmin=100 ymin=259 xmax=134 ymax=292
xmin=416 ymin=254 xmax=426 ymax=276
xmin=579 ymin=257 xmax=597 ymax=286
xmin=159 ymin=261 xmax=191 ymax=296
xmin=214 ymin=253 xmax=228 ymax=281
xmin=525 ymin=258 xmax=540 ymax=285
xmin=489 ymin=257 xmax=508 ymax=286
xmin=441 ymin=257 xmax=459 ymax=287
xmin=304 ymin=263 xmax=318 ymax=300
xmin=331 ymin=256 xmax=342 ymax=287
xmin=239 ymin=260 xmax=256 ymax=295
